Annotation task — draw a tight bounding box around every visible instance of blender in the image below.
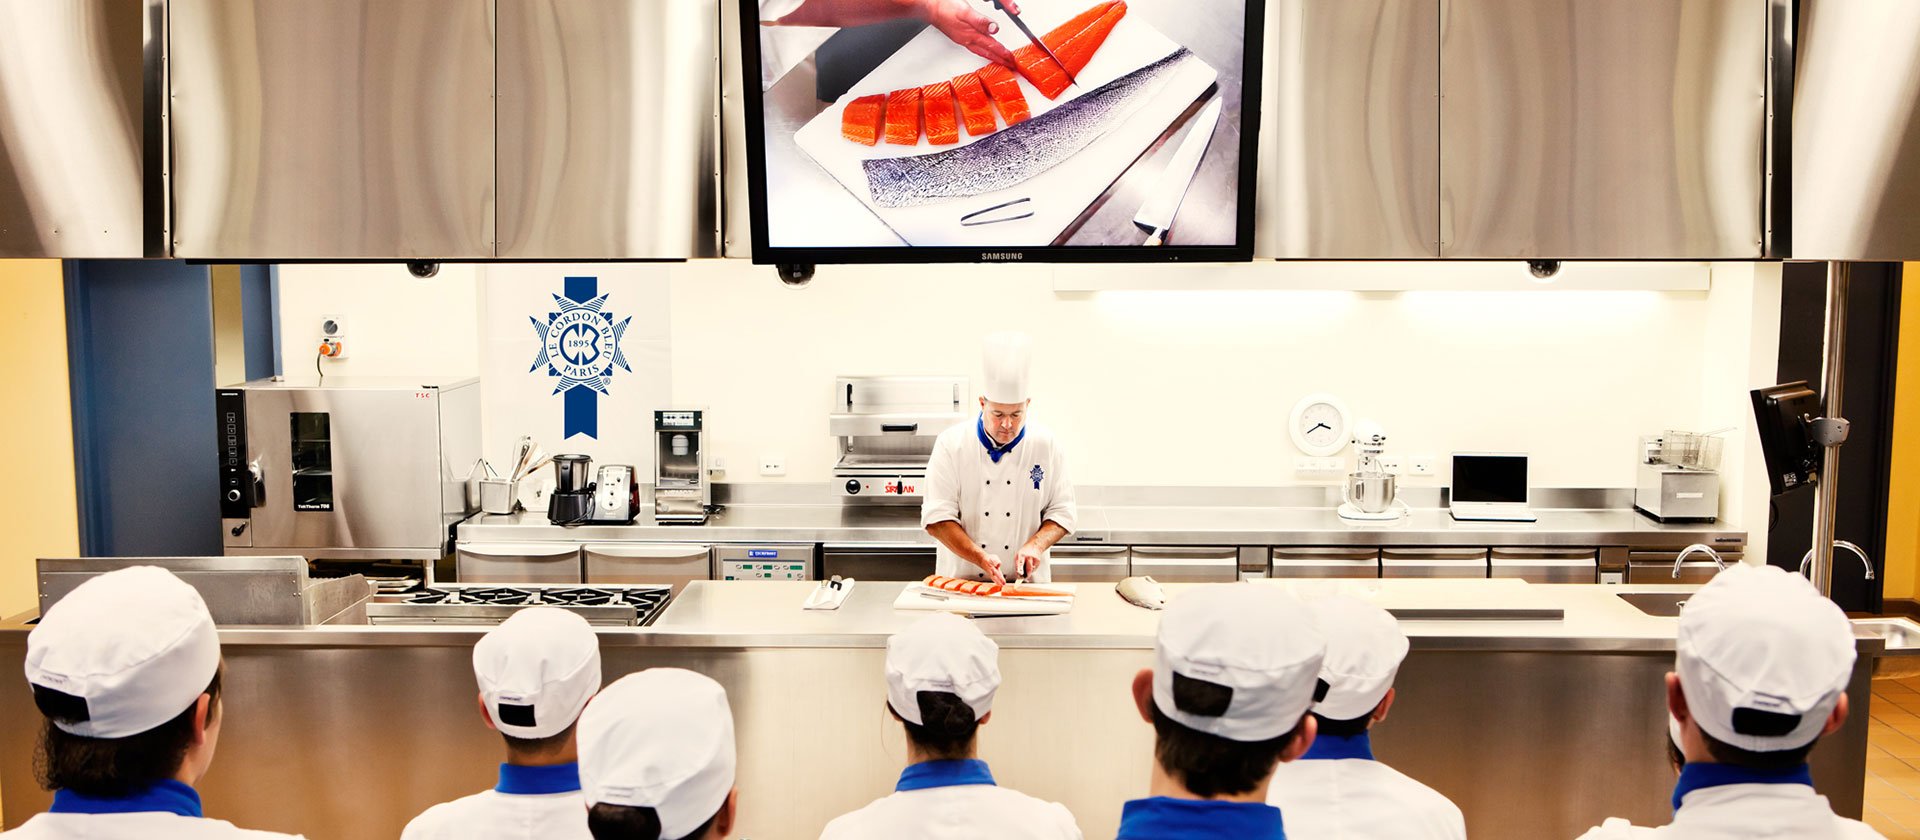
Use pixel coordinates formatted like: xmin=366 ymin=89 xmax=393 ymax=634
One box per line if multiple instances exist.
xmin=1339 ymin=420 xmax=1409 ymax=521
xmin=547 ymin=453 xmax=596 ymax=525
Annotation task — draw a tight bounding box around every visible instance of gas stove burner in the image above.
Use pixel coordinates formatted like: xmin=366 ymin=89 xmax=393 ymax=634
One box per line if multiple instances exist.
xmin=375 ymin=585 xmax=675 ymax=626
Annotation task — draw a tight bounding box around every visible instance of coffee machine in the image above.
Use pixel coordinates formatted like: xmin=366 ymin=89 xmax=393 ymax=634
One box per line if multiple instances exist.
xmin=654 ymin=410 xmax=710 ymax=524
xmin=1339 ymin=420 xmax=1409 ymax=521
xmin=548 ymin=454 xmax=596 ymax=525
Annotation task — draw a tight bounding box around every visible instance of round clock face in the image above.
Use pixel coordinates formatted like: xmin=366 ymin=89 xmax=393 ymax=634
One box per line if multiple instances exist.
xmin=1290 ymin=395 xmax=1350 ymax=457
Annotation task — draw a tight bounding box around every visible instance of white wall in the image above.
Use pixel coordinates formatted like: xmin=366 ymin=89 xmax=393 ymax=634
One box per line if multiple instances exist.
xmin=277 ymin=260 xmax=1782 ymax=533
xmin=276 ymin=263 xmax=482 ymax=379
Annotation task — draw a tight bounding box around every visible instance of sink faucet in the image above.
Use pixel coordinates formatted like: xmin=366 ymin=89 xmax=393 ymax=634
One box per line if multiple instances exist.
xmin=1799 ymin=540 xmax=1876 ymax=581
xmin=1673 ymin=544 xmax=1726 ymax=579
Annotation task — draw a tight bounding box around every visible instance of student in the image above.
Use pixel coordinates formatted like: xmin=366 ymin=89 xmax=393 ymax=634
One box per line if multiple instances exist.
xmin=4 ymin=566 xmax=303 ymax=839
xmin=403 ymin=607 xmax=603 ymax=840
xmin=1117 ymin=584 xmax=1327 ymax=840
xmin=1578 ymin=564 xmax=1885 ymax=839
xmin=1267 ymin=595 xmax=1466 ymax=838
xmin=577 ymin=669 xmax=739 ymax=840
xmin=821 ymin=612 xmax=1081 ymax=839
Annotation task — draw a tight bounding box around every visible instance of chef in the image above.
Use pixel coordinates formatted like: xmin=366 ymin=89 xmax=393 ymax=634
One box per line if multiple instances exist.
xmin=1577 ymin=564 xmax=1884 ymax=839
xmin=577 ymin=669 xmax=739 ymax=840
xmin=401 ymin=607 xmax=603 ymax=840
xmin=1266 ymin=595 xmax=1466 ymax=839
xmin=756 ymin=0 xmax=1021 ymax=93
xmin=922 ymin=331 xmax=1076 ymax=585
xmin=5 ymin=566 xmax=304 ymax=840
xmin=819 ymin=613 xmax=1082 ymax=839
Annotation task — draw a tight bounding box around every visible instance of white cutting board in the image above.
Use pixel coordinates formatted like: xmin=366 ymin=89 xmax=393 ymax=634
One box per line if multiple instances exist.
xmin=893 ymin=583 xmax=1076 ymax=615
xmin=793 ymin=7 xmax=1216 ymax=247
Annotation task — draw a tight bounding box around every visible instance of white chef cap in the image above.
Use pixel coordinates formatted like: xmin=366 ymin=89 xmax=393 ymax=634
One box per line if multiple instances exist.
xmin=981 ymin=332 xmax=1033 ymax=404
xmin=25 ymin=566 xmax=222 ymax=739
xmin=1675 ymin=563 xmax=1855 ymax=752
xmin=474 ymin=607 xmax=603 ymax=740
xmin=1304 ymin=595 xmax=1410 ymax=721
xmin=885 ymin=612 xmax=1000 ymax=725
xmin=1154 ymin=584 xmax=1326 ymax=742
xmin=579 ymin=669 xmax=736 ymax=840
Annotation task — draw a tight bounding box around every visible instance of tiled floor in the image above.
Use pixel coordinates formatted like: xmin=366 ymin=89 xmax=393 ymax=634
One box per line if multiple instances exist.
xmin=1864 ymin=678 xmax=1920 ymax=837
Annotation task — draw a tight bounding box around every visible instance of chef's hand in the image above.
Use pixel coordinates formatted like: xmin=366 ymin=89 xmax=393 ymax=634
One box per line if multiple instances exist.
xmin=1015 ymin=542 xmax=1046 ymax=581
xmin=972 ymin=552 xmax=1008 ymax=585
xmin=916 ymin=0 xmax=1020 ymax=69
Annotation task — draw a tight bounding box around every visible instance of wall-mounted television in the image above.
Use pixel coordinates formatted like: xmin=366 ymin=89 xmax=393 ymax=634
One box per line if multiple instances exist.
xmin=739 ymin=0 xmax=1265 ymax=264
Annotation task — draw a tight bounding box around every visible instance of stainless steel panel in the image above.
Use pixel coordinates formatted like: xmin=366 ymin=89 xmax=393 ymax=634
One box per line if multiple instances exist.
xmin=585 ymin=543 xmax=714 ymax=592
xmin=1490 ymin=548 xmax=1598 ymax=583
xmin=1129 ymin=546 xmax=1238 ymax=582
xmin=1792 ymin=0 xmax=1920 ymax=260
xmin=1384 ymin=547 xmax=1488 ymax=579
xmin=1439 ymin=0 xmax=1766 ymax=258
xmin=456 ymin=542 xmax=582 ymax=584
xmin=1628 ymin=561 xmax=1723 ymax=585
xmin=36 ymin=557 xmax=371 ymax=626
xmin=718 ymin=0 xmax=749 ymax=257
xmin=1272 ymin=547 xmax=1381 ymax=579
xmin=821 ymin=543 xmax=935 ymax=581
xmin=0 ymin=0 xmax=146 ymax=257
xmin=496 ymin=0 xmax=720 ymax=259
xmin=1050 ymin=545 xmax=1131 ymax=583
xmin=1263 ymin=0 xmax=1440 ymax=258
xmin=168 ymin=0 xmax=495 ymax=258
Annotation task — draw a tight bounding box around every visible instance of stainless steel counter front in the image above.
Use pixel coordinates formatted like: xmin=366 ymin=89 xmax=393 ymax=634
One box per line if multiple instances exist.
xmin=0 ymin=580 xmax=1865 ymax=840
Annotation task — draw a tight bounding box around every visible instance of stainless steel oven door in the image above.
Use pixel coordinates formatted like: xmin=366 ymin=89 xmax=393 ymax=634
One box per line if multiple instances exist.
xmin=245 ymin=387 xmax=446 ymax=555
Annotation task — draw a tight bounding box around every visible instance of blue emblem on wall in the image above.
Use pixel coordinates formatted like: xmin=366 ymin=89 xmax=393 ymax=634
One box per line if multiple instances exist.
xmin=528 ymin=276 xmax=632 ymax=439
xmin=1030 ymin=464 xmax=1045 ymax=489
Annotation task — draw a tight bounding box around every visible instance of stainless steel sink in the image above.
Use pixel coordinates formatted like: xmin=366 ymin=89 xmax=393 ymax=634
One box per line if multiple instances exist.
xmin=1854 ymin=617 xmax=1920 ymax=678
xmin=1617 ymin=592 xmax=1692 ymax=617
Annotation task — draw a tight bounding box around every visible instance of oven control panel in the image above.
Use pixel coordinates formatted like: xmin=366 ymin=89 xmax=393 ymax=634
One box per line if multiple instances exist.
xmin=840 ymin=476 xmax=924 ymax=497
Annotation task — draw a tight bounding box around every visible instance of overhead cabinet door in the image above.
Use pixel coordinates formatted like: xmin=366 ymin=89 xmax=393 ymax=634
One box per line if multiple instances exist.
xmin=1438 ymin=0 xmax=1766 ymax=258
xmin=1261 ymin=0 xmax=1440 ymax=258
xmin=169 ymin=0 xmax=496 ymax=258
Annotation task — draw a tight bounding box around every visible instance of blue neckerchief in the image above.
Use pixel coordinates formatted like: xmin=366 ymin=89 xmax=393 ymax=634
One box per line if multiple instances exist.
xmin=976 ymin=415 xmax=1026 ymax=464
xmin=1116 ymin=796 xmax=1286 ymax=840
xmin=1302 ymin=732 xmax=1376 ymax=762
xmin=1672 ymin=763 xmax=1814 ymax=811
xmin=495 ymin=762 xmax=582 ymax=796
xmin=896 ymin=758 xmax=997 ymax=792
xmin=49 ymin=780 xmax=203 ymax=818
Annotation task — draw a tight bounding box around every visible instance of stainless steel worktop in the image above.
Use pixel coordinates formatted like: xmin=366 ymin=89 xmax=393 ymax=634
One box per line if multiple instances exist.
xmin=458 ymin=503 xmax=1745 ymax=548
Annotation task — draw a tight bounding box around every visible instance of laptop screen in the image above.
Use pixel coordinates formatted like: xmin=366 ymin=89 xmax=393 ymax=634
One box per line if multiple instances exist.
xmin=1453 ymin=454 xmax=1529 ymax=505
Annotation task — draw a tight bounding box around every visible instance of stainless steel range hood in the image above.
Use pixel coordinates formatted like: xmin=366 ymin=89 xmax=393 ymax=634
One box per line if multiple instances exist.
xmin=1792 ymin=0 xmax=1920 ymax=261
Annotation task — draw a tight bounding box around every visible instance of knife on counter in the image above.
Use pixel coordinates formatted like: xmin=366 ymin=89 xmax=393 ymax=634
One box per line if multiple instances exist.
xmin=991 ymin=0 xmax=1078 ymax=89
xmin=1133 ymin=97 xmax=1223 ymax=246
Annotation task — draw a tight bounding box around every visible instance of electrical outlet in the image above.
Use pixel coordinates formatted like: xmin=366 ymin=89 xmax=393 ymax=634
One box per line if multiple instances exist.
xmin=320 ymin=315 xmax=348 ymax=338
xmin=1295 ymin=456 xmax=1342 ymax=474
xmin=1379 ymin=457 xmax=1403 ymax=475
xmin=1409 ymin=456 xmax=1435 ymax=475
xmin=758 ymin=455 xmax=785 ymax=476
xmin=319 ymin=338 xmax=347 ymax=360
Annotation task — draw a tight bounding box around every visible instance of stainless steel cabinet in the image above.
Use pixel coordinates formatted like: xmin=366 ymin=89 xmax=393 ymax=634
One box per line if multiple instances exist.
xmin=496 ymin=0 xmax=720 ymax=258
xmin=1261 ymin=0 xmax=1440 ymax=258
xmin=456 ymin=542 xmax=582 ymax=584
xmin=1271 ymin=547 xmax=1381 ymax=579
xmin=1624 ymin=548 xmax=1742 ymax=584
xmin=1129 ymin=546 xmax=1239 ymax=583
xmin=1437 ymin=0 xmax=1766 ymax=258
xmin=1050 ymin=545 xmax=1131 ymax=583
xmin=1382 ymin=547 xmax=1488 ymax=579
xmin=1793 ymin=0 xmax=1920 ymax=260
xmin=1490 ymin=548 xmax=1597 ymax=583
xmin=822 ymin=543 xmax=936 ymax=581
xmin=585 ymin=543 xmax=713 ymax=592
xmin=168 ymin=0 xmax=497 ymax=258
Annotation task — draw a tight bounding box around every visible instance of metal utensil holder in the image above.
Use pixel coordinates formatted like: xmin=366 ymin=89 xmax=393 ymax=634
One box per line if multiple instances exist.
xmin=479 ymin=478 xmax=520 ymax=515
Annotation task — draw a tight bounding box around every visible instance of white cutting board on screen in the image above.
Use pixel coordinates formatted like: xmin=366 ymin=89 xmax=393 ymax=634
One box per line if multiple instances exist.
xmin=793 ymin=6 xmax=1216 ymax=247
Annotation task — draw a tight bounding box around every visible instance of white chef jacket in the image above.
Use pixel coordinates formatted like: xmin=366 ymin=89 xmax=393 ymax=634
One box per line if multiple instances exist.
xmin=1266 ymin=734 xmax=1466 ymax=840
xmin=1577 ymin=765 xmax=1886 ymax=840
xmin=1 ymin=781 xmax=303 ymax=840
xmin=819 ymin=759 xmax=1082 ymax=840
xmin=401 ymin=763 xmax=590 ymax=840
xmin=921 ymin=417 xmax=1076 ymax=583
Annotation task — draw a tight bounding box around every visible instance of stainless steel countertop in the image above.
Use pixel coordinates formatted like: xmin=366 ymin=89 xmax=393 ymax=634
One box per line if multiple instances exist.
xmin=9 ymin=580 xmax=1865 ymax=654
xmin=457 ymin=504 xmax=1746 ymax=548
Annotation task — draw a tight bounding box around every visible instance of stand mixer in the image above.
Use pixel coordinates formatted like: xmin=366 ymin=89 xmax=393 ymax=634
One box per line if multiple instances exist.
xmin=1339 ymin=420 xmax=1410 ymax=522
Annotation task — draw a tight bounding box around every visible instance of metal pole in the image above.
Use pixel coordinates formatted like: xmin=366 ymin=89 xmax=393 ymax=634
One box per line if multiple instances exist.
xmin=1808 ymin=261 xmax=1850 ymax=596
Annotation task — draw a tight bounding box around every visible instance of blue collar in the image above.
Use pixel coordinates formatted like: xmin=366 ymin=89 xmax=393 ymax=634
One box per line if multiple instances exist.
xmin=50 ymin=780 xmax=203 ymax=818
xmin=896 ymin=759 xmax=996 ymax=792
xmin=1302 ymin=732 xmax=1375 ymax=762
xmin=1672 ymin=762 xmax=1814 ymax=811
xmin=496 ymin=762 xmax=582 ymax=796
xmin=1116 ymin=797 xmax=1286 ymax=840
xmin=976 ymin=415 xmax=1026 ymax=463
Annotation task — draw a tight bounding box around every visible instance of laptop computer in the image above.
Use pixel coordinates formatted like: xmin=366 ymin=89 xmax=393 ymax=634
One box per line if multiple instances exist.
xmin=1449 ymin=452 xmax=1538 ymax=522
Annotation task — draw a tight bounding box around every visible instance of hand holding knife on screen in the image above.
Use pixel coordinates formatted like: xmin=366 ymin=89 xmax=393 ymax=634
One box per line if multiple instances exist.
xmin=990 ymin=0 xmax=1079 ymax=88
xmin=764 ymin=0 xmax=1022 ymax=69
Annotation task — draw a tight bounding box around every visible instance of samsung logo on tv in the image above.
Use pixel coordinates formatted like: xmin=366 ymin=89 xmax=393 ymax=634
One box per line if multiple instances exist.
xmin=980 ymin=252 xmax=1024 ymax=261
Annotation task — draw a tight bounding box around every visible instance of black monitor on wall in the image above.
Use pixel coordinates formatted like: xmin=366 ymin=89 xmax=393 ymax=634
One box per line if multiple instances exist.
xmin=737 ymin=0 xmax=1265 ymax=264
xmin=1750 ymin=381 xmax=1822 ymax=497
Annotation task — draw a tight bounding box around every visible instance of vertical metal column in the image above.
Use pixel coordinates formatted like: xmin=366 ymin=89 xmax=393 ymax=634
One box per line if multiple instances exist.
xmin=1808 ymin=261 xmax=1851 ymax=596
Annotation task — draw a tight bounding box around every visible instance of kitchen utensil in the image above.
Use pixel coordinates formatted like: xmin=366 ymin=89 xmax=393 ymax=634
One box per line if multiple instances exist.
xmin=511 ymin=435 xmax=532 ymax=478
xmin=552 ymin=454 xmax=593 ymax=494
xmin=548 ymin=454 xmax=596 ymax=526
xmin=1133 ymin=97 xmax=1221 ymax=245
xmin=1116 ymin=575 xmax=1166 ymax=610
xmin=803 ymin=577 xmax=856 ymax=610
xmin=960 ymin=196 xmax=1034 ymax=226
xmin=992 ymin=0 xmax=1078 ymax=89
xmin=520 ymin=454 xmax=554 ymax=483
xmin=1344 ymin=473 xmax=1398 ymax=514
xmin=479 ymin=479 xmax=519 ymax=515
